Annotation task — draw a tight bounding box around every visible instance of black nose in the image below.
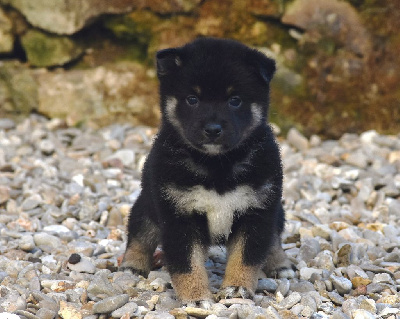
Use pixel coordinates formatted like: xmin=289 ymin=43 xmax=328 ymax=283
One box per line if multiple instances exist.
xmin=204 ymin=123 xmax=222 ymax=139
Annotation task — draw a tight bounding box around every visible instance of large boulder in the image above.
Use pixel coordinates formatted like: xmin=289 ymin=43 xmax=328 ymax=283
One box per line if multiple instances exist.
xmin=0 ymin=61 xmax=39 ymax=114
xmin=0 ymin=0 xmax=201 ymax=35
xmin=282 ymin=0 xmax=371 ymax=57
xmin=36 ymin=62 xmax=159 ymax=127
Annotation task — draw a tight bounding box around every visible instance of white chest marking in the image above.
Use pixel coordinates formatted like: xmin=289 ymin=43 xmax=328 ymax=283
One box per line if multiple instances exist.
xmin=163 ymin=184 xmax=272 ymax=239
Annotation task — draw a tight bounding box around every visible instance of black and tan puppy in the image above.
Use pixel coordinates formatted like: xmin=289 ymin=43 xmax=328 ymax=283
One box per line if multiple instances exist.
xmin=121 ymin=37 xmax=294 ymax=306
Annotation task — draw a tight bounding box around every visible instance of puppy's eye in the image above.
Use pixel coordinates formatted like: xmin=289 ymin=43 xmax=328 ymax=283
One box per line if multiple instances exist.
xmin=186 ymin=95 xmax=199 ymax=106
xmin=229 ymin=96 xmax=242 ymax=108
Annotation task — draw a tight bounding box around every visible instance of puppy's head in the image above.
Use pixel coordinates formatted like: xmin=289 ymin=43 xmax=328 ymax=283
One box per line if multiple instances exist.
xmin=157 ymin=38 xmax=276 ymax=155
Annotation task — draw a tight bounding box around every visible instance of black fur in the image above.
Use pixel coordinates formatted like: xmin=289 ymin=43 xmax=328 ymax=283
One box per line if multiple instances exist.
xmin=122 ymin=38 xmax=290 ymax=302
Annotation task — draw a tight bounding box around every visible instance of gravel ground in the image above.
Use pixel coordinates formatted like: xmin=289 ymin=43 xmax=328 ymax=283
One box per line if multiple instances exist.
xmin=0 ymin=115 xmax=400 ymax=319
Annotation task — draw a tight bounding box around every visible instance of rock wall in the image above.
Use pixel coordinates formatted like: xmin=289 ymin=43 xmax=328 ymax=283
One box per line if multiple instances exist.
xmin=0 ymin=0 xmax=399 ymax=137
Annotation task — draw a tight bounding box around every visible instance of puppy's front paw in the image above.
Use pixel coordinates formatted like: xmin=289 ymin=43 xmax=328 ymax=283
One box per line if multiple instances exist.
xmin=119 ymin=265 xmax=149 ymax=278
xmin=217 ymin=286 xmax=254 ymax=300
xmin=183 ymin=299 xmax=214 ymax=309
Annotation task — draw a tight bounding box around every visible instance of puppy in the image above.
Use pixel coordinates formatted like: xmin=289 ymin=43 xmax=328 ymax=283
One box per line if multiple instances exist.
xmin=121 ymin=37 xmax=294 ymax=306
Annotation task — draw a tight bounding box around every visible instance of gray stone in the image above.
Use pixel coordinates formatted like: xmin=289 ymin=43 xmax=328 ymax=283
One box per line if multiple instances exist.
xmin=300 ymin=267 xmax=324 ymax=280
xmin=276 ymin=278 xmax=290 ymax=296
xmin=331 ymin=310 xmax=351 ymax=319
xmin=327 ymin=291 xmax=345 ymax=305
xmin=106 ymin=149 xmax=135 ymax=167
xmin=87 ymin=271 xmax=121 ymax=299
xmin=330 ymin=275 xmax=352 ymax=295
xmin=18 ymin=234 xmax=35 ymax=251
xmin=22 ymin=195 xmax=42 ymax=210
xmin=372 ymin=273 xmax=393 ymax=284
xmin=344 ymin=151 xmax=369 ymax=168
xmin=300 ymin=294 xmax=317 ymax=312
xmin=0 ymin=118 xmax=15 ymax=130
xmin=287 ymin=127 xmax=309 ymax=151
xmin=277 ymin=291 xmax=301 ymax=309
xmin=290 ymin=280 xmax=316 ymax=293
xmin=265 ymin=306 xmax=281 ymax=319
xmin=112 ymin=302 xmax=138 ymax=318
xmin=67 ymin=257 xmax=96 ymax=274
xmin=93 ymin=294 xmax=129 ymax=314
xmin=143 ymin=311 xmax=175 ymax=319
xmin=351 ymin=309 xmax=375 ymax=319
xmin=39 ymin=139 xmax=56 ymax=155
xmin=257 ymin=278 xmax=278 ymax=292
xmin=0 ymin=287 xmax=26 ymax=312
xmin=33 ymin=232 xmax=62 ymax=249
xmin=36 ymin=308 xmax=57 ymax=319
xmin=299 ymin=239 xmax=321 ymax=262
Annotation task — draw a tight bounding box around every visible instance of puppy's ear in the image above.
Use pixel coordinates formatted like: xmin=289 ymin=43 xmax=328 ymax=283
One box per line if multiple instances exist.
xmin=156 ymin=48 xmax=182 ymax=77
xmin=249 ymin=50 xmax=276 ymax=84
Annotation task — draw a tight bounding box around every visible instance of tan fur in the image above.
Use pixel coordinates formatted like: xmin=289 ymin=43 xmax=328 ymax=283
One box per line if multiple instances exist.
xmin=221 ymin=235 xmax=259 ymax=293
xmin=121 ymin=239 xmax=153 ymax=274
xmin=193 ymin=86 xmax=202 ymax=95
xmin=171 ymin=245 xmax=211 ymax=302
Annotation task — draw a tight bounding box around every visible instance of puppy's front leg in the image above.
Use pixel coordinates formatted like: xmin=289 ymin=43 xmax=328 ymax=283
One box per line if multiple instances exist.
xmin=219 ymin=234 xmax=259 ymax=299
xmin=162 ymin=216 xmax=212 ymax=307
xmin=219 ymin=211 xmax=274 ymax=300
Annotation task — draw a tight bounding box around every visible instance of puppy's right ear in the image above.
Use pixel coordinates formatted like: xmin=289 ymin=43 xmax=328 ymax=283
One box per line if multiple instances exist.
xmin=156 ymin=48 xmax=182 ymax=77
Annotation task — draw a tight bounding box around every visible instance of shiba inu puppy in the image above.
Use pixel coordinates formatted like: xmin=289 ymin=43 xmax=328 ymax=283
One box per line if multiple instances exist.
xmin=121 ymin=37 xmax=294 ymax=307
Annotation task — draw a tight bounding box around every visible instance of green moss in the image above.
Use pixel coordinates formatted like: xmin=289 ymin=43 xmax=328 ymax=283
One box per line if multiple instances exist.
xmin=102 ymin=12 xmax=160 ymax=63
xmin=21 ymin=29 xmax=84 ymax=67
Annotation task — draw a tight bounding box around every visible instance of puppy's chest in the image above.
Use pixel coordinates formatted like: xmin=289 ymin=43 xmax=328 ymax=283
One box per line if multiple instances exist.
xmin=163 ymin=184 xmax=270 ymax=240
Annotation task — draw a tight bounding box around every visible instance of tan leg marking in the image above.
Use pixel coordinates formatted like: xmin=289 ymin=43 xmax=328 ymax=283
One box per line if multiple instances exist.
xmin=171 ymin=245 xmax=211 ymax=302
xmin=121 ymin=240 xmax=153 ymax=275
xmin=221 ymin=235 xmax=259 ymax=294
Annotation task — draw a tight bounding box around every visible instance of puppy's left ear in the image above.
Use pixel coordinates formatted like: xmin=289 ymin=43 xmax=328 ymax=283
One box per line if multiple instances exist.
xmin=249 ymin=50 xmax=276 ymax=84
xmin=156 ymin=48 xmax=182 ymax=77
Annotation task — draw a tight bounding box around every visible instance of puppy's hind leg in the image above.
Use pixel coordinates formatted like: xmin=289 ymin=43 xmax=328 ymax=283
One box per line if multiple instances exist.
xmin=120 ymin=195 xmax=159 ymax=277
xmin=263 ymin=204 xmax=295 ymax=279
xmin=262 ymin=235 xmax=295 ymax=279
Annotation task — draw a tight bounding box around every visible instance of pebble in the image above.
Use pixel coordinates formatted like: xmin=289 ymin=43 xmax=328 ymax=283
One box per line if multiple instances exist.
xmin=257 ymin=278 xmax=278 ymax=292
xmin=93 ymin=294 xmax=130 ymax=314
xmin=0 ymin=115 xmax=398 ymax=318
xmin=18 ymin=234 xmax=35 ymax=251
xmin=33 ymin=232 xmax=62 ymax=249
xmin=287 ymin=127 xmax=309 ymax=151
xmin=330 ymin=274 xmax=352 ymax=295
xmin=352 ymin=309 xmax=375 ymax=319
xmin=276 ymin=278 xmax=290 ymax=296
xmin=111 ymin=302 xmax=138 ymax=318
xmin=67 ymin=257 xmax=96 ymax=274
xmin=276 ymin=291 xmax=302 ymax=309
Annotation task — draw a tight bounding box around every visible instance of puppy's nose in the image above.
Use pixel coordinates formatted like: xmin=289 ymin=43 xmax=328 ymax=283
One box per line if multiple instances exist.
xmin=204 ymin=123 xmax=222 ymax=139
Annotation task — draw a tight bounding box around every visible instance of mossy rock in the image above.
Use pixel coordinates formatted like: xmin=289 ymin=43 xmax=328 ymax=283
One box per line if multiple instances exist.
xmin=0 ymin=61 xmax=38 ymax=114
xmin=21 ymin=29 xmax=84 ymax=67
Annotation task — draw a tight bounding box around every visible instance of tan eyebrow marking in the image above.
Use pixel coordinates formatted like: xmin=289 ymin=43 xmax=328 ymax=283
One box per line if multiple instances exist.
xmin=193 ymin=86 xmax=201 ymax=95
xmin=226 ymin=86 xmax=234 ymax=95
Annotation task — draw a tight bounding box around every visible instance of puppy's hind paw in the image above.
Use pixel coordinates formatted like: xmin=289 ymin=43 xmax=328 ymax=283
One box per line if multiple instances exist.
xmin=277 ymin=267 xmax=296 ymax=279
xmin=217 ymin=286 xmax=254 ymax=300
